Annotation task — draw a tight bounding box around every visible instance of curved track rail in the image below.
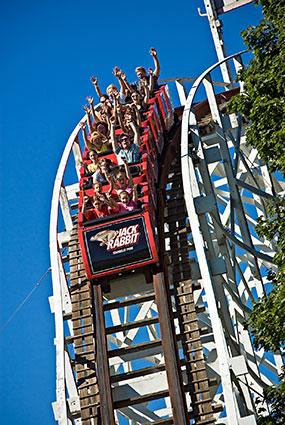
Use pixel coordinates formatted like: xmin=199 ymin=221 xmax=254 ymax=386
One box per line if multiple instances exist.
xmin=50 ymin=54 xmax=284 ymax=424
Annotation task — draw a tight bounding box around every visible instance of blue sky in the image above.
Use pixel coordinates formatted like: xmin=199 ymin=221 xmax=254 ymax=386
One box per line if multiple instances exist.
xmin=0 ymin=1 xmax=262 ymax=423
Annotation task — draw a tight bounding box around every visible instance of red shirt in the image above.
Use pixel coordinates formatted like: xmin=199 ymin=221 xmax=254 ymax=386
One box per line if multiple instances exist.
xmin=84 ymin=205 xmax=110 ymax=221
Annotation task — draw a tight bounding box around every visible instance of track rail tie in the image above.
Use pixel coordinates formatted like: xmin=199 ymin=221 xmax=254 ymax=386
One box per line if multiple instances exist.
xmin=106 ymin=316 xmax=159 ymax=334
xmin=113 ymin=388 xmax=170 ymax=409
xmin=80 ymin=402 xmax=100 ymax=411
xmin=65 ymin=331 xmax=94 ymax=343
xmin=103 ymin=292 xmax=155 ymax=311
xmin=108 ymin=339 xmax=161 ymax=358
xmin=72 ymin=341 xmax=94 ymax=350
xmin=110 ymin=363 xmax=166 ymax=383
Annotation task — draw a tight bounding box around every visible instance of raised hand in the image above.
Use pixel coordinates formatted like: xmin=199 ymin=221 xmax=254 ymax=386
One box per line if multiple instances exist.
xmin=148 ymin=67 xmax=153 ymax=75
xmin=90 ymin=76 xmax=98 ymax=85
xmin=86 ymin=96 xmax=94 ymax=104
xmin=149 ymin=47 xmax=157 ymax=57
xmin=80 ymin=121 xmax=86 ymax=129
xmin=113 ymin=66 xmax=121 ymax=77
xmin=83 ymin=105 xmax=91 ymax=113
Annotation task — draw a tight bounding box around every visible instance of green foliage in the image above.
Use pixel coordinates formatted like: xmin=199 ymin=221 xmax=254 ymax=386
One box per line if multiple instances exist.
xmin=229 ymin=1 xmax=285 ymax=422
xmin=256 ymin=369 xmax=285 ymax=424
xmin=229 ymin=0 xmax=285 ymax=174
xmin=248 ymin=200 xmax=285 ymax=352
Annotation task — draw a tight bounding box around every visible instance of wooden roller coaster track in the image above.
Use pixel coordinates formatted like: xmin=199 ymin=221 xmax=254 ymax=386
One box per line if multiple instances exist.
xmin=50 ymin=53 xmax=284 ymax=425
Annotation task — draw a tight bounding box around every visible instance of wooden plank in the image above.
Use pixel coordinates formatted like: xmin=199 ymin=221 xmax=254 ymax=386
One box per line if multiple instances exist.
xmin=153 ymin=273 xmax=188 ymax=425
xmin=93 ymin=284 xmax=115 ymax=425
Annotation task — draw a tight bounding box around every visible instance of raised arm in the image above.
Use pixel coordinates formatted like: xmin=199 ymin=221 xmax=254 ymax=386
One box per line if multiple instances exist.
xmin=81 ymin=195 xmax=89 ymax=214
xmin=104 ymin=171 xmax=114 ymax=194
xmin=83 ymin=105 xmax=93 ymax=133
xmin=90 ymin=76 xmax=104 ymax=99
xmin=80 ymin=121 xmax=89 ymax=147
xmin=149 ymin=48 xmax=160 ymax=78
xmin=122 ymin=159 xmax=133 ymax=185
xmin=110 ymin=117 xmax=118 ymax=153
xmin=113 ymin=67 xmax=127 ymax=96
xmin=132 ymin=184 xmax=138 ymax=203
xmin=129 ymin=121 xmax=140 ymax=146
xmin=147 ymin=68 xmax=154 ymax=98
xmin=114 ymin=98 xmax=126 ymax=132
xmin=133 ymin=105 xmax=141 ymax=127
xmin=120 ymin=71 xmax=136 ymax=95
xmin=86 ymin=96 xmax=99 ymax=124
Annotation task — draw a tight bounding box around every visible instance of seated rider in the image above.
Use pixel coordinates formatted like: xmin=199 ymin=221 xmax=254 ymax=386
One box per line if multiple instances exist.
xmin=80 ymin=122 xmax=111 ymax=154
xmin=110 ymin=117 xmax=141 ymax=165
xmin=106 ymin=80 xmax=126 ymax=104
xmin=86 ymin=150 xmax=98 ymax=174
xmin=113 ymin=184 xmax=139 ymax=214
xmin=82 ymin=195 xmax=112 ymax=221
xmin=93 ymin=157 xmax=115 ymax=184
xmin=111 ymin=160 xmax=133 ymax=195
xmin=133 ymin=48 xmax=160 ymax=96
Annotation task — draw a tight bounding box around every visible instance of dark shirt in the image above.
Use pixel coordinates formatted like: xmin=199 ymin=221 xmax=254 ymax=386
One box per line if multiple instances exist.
xmin=132 ymin=75 xmax=159 ymax=96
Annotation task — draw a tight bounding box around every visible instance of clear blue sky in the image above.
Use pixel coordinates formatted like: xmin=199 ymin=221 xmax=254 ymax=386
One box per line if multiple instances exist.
xmin=0 ymin=1 xmax=262 ymax=423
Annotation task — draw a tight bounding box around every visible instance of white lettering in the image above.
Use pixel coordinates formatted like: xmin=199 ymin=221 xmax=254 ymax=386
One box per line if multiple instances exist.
xmin=105 ymin=224 xmax=141 ymax=251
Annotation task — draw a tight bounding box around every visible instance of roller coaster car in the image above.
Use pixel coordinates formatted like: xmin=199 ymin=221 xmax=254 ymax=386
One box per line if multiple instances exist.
xmin=78 ymin=85 xmax=173 ymax=281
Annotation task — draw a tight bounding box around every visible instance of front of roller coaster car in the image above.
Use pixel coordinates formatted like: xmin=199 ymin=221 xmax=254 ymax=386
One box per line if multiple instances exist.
xmin=79 ymin=210 xmax=158 ymax=279
xmin=78 ymin=85 xmax=174 ymax=280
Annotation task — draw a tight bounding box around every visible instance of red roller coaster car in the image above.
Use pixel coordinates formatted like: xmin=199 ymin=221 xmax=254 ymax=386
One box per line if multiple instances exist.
xmin=78 ymin=86 xmax=174 ymax=280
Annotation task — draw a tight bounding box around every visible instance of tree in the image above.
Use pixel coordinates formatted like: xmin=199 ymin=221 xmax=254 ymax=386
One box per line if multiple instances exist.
xmin=229 ymin=1 xmax=285 ymax=423
xmin=230 ymin=0 xmax=285 ymax=174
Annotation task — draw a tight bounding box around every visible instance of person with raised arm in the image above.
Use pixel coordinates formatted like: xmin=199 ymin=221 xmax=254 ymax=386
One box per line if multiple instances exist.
xmin=112 ymin=160 xmax=134 ymax=194
xmin=86 ymin=96 xmax=101 ymax=124
xmin=118 ymin=70 xmax=137 ymax=97
xmin=130 ymin=90 xmax=148 ymax=115
xmin=83 ymin=105 xmax=93 ymax=133
xmin=110 ymin=116 xmax=141 ymax=165
xmin=90 ymin=76 xmax=114 ymax=125
xmin=93 ymin=181 xmax=117 ymax=209
xmin=93 ymin=157 xmax=115 ymax=184
xmin=82 ymin=195 xmax=111 ymax=221
xmin=90 ymin=76 xmax=104 ymax=100
xmin=112 ymin=183 xmax=139 ymax=214
xmin=80 ymin=122 xmax=111 ymax=154
xmin=133 ymin=47 xmax=160 ymax=96
xmin=106 ymin=83 xmax=126 ymax=105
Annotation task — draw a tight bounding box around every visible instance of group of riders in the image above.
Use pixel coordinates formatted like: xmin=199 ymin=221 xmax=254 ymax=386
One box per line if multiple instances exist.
xmin=79 ymin=48 xmax=160 ymax=222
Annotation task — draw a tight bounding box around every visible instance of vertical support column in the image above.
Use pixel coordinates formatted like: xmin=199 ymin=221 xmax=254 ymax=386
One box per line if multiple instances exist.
xmin=203 ymin=0 xmax=233 ymax=85
xmin=175 ymin=80 xmax=187 ymax=106
xmin=153 ymin=273 xmax=188 ymax=425
xmin=92 ymin=284 xmax=115 ymax=425
xmin=72 ymin=136 xmax=83 ymax=180
xmin=59 ymin=185 xmax=73 ymax=232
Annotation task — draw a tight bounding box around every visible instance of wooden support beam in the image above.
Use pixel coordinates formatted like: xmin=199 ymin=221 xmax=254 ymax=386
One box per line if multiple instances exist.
xmin=92 ymin=284 xmax=115 ymax=425
xmin=153 ymin=273 xmax=188 ymax=425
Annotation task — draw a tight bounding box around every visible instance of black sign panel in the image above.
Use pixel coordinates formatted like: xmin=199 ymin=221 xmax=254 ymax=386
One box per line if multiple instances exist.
xmin=84 ymin=216 xmax=152 ymax=275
